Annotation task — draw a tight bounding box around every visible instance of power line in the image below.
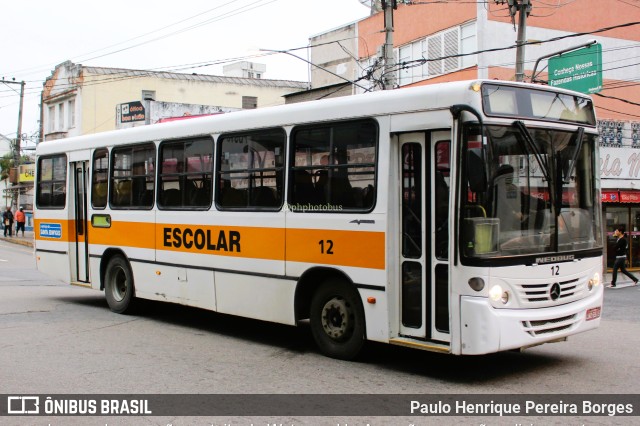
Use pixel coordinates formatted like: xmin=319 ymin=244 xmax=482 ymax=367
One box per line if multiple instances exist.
xmin=2 ymin=0 xmax=281 ymax=80
xmin=595 ymin=92 xmax=640 ymax=108
xmin=5 ymin=20 xmax=640 ymax=101
xmin=596 ymin=104 xmax=640 ymax=119
xmin=5 ymin=17 xmax=640 ymax=135
xmin=78 ymin=0 xmax=281 ymax=65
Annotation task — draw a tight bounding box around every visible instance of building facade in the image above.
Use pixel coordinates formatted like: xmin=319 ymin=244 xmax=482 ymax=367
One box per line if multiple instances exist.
xmin=307 ymin=1 xmax=640 ymax=271
xmin=40 ymin=61 xmax=307 ymax=141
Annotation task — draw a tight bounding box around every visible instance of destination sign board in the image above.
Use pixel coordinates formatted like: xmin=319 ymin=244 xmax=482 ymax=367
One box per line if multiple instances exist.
xmin=548 ymin=44 xmax=602 ymax=94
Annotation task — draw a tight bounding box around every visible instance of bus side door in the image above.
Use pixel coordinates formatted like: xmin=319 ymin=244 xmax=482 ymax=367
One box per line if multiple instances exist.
xmin=71 ymin=159 xmax=90 ymax=284
xmin=398 ymin=132 xmax=451 ymax=343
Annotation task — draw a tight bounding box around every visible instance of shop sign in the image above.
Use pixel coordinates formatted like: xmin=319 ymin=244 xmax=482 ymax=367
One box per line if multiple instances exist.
xmin=600 ymin=147 xmax=640 ymax=179
xmin=602 ymin=191 xmax=619 ymax=203
xmin=18 ymin=164 xmax=35 ymax=182
xmin=620 ymin=191 xmax=640 ymax=203
xmin=119 ymin=101 xmax=146 ymax=123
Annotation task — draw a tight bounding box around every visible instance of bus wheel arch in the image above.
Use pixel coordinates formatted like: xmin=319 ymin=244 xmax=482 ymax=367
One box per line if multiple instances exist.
xmin=294 ymin=267 xmax=348 ymax=321
xmin=101 ymin=250 xmax=136 ymax=314
xmin=296 ymin=268 xmax=366 ymax=360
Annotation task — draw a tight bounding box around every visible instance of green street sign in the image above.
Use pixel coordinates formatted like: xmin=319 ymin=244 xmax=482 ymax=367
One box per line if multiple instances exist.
xmin=548 ymin=43 xmax=602 ymax=94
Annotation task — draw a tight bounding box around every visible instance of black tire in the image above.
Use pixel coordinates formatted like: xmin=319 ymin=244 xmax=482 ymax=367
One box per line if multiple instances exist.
xmin=104 ymin=255 xmax=136 ymax=314
xmin=310 ymin=278 xmax=366 ymax=360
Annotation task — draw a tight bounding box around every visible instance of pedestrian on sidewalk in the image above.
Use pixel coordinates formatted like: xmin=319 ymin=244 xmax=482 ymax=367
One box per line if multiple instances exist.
xmin=3 ymin=206 xmax=13 ymax=237
xmin=15 ymin=206 xmax=25 ymax=237
xmin=608 ymin=226 xmax=639 ymax=288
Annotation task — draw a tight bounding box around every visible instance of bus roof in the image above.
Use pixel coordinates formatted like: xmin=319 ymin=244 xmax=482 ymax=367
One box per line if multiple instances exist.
xmin=36 ymin=80 xmax=593 ymax=156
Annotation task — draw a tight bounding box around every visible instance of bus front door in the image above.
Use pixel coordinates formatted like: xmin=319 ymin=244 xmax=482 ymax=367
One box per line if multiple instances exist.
xmin=399 ymin=132 xmax=450 ymax=343
xmin=71 ymin=161 xmax=90 ymax=284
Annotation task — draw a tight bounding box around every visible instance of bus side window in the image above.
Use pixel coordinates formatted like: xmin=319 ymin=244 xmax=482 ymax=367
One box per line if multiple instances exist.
xmin=215 ymin=128 xmax=285 ymax=210
xmin=290 ymin=119 xmax=377 ymax=212
xmin=159 ymin=138 xmax=213 ymax=209
xmin=36 ymin=154 xmax=68 ymax=209
xmin=91 ymin=148 xmax=108 ymax=209
xmin=110 ymin=143 xmax=155 ymax=209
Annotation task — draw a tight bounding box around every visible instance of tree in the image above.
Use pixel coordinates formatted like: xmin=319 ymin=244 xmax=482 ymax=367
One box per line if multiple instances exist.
xmin=0 ymin=153 xmax=12 ymax=180
xmin=0 ymin=152 xmax=32 ymax=181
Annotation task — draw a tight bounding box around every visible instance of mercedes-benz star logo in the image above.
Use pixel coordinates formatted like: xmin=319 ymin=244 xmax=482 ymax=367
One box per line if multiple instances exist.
xmin=549 ymin=283 xmax=561 ymax=301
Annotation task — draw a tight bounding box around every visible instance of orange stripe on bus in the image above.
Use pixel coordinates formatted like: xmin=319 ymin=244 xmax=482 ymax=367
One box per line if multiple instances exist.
xmin=35 ymin=219 xmax=385 ymax=270
xmin=286 ymin=228 xmax=385 ymax=270
xmin=157 ymin=224 xmax=284 ymax=261
xmin=92 ymin=221 xmax=156 ymax=248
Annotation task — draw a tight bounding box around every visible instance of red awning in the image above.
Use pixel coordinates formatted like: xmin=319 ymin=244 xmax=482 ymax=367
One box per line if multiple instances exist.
xmin=620 ymin=191 xmax=640 ymax=203
xmin=602 ymin=191 xmax=620 ymax=203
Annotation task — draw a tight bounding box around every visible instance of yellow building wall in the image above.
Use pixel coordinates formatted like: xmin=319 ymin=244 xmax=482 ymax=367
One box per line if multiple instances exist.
xmin=79 ymin=72 xmax=301 ymax=135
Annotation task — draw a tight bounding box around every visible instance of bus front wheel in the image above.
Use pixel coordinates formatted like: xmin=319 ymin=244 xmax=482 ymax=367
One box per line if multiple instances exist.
xmin=310 ymin=279 xmax=365 ymax=360
xmin=104 ymin=255 xmax=136 ymax=314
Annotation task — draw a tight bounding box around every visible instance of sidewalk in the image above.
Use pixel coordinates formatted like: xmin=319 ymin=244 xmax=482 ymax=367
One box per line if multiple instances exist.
xmin=0 ymin=230 xmax=34 ymax=248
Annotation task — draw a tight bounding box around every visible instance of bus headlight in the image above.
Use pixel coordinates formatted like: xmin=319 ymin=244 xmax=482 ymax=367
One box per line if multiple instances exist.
xmin=588 ymin=272 xmax=601 ymax=290
xmin=489 ymin=285 xmax=509 ymax=304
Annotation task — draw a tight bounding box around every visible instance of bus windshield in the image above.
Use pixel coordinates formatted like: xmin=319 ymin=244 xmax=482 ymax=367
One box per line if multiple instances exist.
xmin=461 ymin=122 xmax=603 ymax=260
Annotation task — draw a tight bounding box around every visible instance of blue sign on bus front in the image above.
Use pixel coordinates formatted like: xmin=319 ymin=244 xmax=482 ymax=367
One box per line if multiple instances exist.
xmin=39 ymin=223 xmax=62 ymax=239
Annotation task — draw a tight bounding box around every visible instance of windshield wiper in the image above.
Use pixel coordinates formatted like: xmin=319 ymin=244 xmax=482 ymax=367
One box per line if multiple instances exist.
xmin=563 ymin=127 xmax=585 ymax=184
xmin=513 ymin=121 xmax=550 ymax=183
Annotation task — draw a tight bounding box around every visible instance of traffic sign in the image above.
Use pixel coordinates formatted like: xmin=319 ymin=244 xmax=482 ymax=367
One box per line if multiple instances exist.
xmin=548 ymin=43 xmax=602 ymax=94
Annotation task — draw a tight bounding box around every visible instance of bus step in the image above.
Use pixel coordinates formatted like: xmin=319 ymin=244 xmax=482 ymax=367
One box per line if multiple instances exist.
xmin=389 ymin=338 xmax=450 ymax=353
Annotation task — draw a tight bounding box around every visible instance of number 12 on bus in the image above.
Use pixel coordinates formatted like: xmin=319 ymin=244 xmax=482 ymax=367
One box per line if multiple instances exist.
xmin=34 ymin=80 xmax=603 ymax=360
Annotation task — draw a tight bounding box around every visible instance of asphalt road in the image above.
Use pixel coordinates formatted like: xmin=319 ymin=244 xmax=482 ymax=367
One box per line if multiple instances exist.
xmin=0 ymin=238 xmax=639 ymax=426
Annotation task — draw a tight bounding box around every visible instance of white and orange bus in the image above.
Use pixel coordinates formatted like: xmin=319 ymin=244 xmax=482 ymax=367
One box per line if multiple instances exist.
xmin=34 ymin=80 xmax=604 ymax=359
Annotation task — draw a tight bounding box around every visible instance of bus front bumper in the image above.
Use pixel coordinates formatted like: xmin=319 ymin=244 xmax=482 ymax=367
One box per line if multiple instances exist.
xmin=459 ymin=286 xmax=603 ymax=355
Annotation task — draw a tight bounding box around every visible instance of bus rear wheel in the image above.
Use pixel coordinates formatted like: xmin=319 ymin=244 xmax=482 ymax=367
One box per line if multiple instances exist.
xmin=104 ymin=255 xmax=136 ymax=314
xmin=310 ymin=279 xmax=365 ymax=360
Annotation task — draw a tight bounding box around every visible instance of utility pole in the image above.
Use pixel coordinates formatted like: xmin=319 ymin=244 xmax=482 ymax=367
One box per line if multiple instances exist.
xmin=1 ymin=78 xmax=26 ymax=209
xmin=1 ymin=78 xmax=26 ymax=166
xmin=382 ymin=0 xmax=397 ymax=90
xmin=515 ymin=0 xmax=531 ymax=82
xmin=496 ymin=0 xmax=532 ymax=82
xmin=15 ymin=81 xmax=25 ymax=165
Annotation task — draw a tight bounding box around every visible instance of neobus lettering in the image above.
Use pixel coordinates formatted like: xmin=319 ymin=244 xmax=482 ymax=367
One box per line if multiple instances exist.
xmin=163 ymin=227 xmax=241 ymax=252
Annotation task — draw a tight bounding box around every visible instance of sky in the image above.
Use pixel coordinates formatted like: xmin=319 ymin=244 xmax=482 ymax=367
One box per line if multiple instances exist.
xmin=0 ymin=0 xmax=370 ymax=153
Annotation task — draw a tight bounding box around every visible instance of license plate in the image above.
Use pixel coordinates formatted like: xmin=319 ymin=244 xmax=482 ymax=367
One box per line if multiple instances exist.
xmin=586 ymin=306 xmax=601 ymax=321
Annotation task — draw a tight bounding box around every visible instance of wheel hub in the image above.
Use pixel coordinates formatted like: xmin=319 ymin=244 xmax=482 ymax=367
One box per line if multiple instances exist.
xmin=321 ymin=297 xmax=352 ymax=341
xmin=112 ymin=267 xmax=127 ymax=301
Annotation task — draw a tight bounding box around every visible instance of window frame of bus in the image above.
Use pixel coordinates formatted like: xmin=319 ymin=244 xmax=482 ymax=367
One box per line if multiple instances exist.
xmin=480 ymin=82 xmax=596 ymax=126
xmin=36 ymin=154 xmax=68 ymax=209
xmin=91 ymin=148 xmax=109 ymax=209
xmin=157 ymin=137 xmax=214 ymax=210
xmin=215 ymin=128 xmax=286 ymax=211
xmin=109 ymin=143 xmax=156 ymax=210
xmin=288 ymin=118 xmax=378 ymax=213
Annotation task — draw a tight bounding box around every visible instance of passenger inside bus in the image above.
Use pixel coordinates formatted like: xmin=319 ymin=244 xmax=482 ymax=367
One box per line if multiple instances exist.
xmin=313 ymin=155 xmax=330 ymax=201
